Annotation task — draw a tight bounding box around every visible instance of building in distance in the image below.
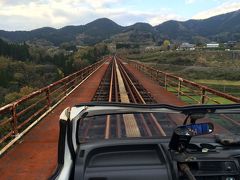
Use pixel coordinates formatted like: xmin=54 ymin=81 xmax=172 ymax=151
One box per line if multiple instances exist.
xmin=178 ymin=42 xmax=195 ymax=51
xmin=206 ymin=42 xmax=219 ymax=48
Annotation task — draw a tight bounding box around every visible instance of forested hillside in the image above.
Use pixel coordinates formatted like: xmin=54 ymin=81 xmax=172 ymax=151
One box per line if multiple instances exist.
xmin=0 ymin=39 xmax=109 ymax=106
xmin=0 ymin=18 xmax=123 ymax=46
xmin=155 ymin=10 xmax=240 ymax=43
xmin=0 ymin=10 xmax=239 ymax=45
xmin=0 ymin=39 xmax=29 ymax=60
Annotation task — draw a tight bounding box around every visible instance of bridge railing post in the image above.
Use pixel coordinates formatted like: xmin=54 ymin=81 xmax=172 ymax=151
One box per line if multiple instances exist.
xmin=201 ymin=88 xmax=206 ymax=104
xmin=64 ymin=79 xmax=68 ymax=96
xmin=164 ymin=74 xmax=168 ymax=90
xmin=12 ymin=103 xmax=18 ymax=136
xmin=156 ymin=71 xmax=159 ymax=83
xmin=74 ymin=74 xmax=77 ymax=86
xmin=178 ymin=78 xmax=183 ymax=97
xmin=46 ymin=87 xmax=51 ymax=108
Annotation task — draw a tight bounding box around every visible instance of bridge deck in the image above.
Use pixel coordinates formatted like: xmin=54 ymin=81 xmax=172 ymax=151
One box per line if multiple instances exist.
xmin=0 ymin=61 xmax=110 ymax=179
xmin=0 ymin=59 xmax=186 ymax=180
xmin=125 ymin=63 xmax=185 ymax=106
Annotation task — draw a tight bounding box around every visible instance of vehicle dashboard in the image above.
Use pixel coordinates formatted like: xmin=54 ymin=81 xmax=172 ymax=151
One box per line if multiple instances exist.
xmin=74 ymin=138 xmax=240 ymax=180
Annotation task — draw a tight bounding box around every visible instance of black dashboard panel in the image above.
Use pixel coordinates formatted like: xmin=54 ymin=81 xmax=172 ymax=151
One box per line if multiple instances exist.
xmin=75 ymin=144 xmax=172 ymax=180
xmin=74 ymin=138 xmax=240 ymax=180
xmin=88 ymin=149 xmax=162 ymax=167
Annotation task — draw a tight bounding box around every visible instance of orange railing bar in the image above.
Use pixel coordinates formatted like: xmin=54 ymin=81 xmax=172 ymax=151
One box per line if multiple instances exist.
xmin=0 ymin=56 xmax=109 ymax=151
xmin=130 ymin=60 xmax=240 ymax=104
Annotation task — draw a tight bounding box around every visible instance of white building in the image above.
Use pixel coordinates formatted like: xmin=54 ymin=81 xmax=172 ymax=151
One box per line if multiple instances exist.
xmin=206 ymin=42 xmax=219 ymax=48
xmin=145 ymin=46 xmax=161 ymax=51
xmin=179 ymin=42 xmax=195 ymax=50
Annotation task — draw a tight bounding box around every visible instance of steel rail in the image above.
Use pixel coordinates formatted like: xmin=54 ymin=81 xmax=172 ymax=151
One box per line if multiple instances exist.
xmin=127 ymin=58 xmax=238 ymax=132
xmin=112 ymin=59 xmax=122 ymax=138
xmin=131 ymin=60 xmax=240 ymax=103
xmin=81 ymin=59 xmax=113 ymax=141
xmin=105 ymin=57 xmax=115 ymax=139
xmin=116 ymin=58 xmax=167 ymax=136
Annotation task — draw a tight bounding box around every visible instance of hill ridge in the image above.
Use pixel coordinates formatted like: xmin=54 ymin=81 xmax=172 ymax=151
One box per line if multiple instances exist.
xmin=0 ymin=10 xmax=239 ymax=45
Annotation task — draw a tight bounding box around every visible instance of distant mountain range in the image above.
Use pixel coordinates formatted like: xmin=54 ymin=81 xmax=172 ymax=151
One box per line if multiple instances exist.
xmin=0 ymin=10 xmax=239 ymax=46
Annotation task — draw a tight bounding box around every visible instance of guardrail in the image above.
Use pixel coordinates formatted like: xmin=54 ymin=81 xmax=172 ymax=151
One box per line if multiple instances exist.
xmin=130 ymin=61 xmax=240 ymax=105
xmin=0 ymin=57 xmax=108 ymax=150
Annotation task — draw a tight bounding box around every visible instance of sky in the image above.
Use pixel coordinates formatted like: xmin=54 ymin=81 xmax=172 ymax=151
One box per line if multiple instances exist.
xmin=0 ymin=0 xmax=239 ymax=31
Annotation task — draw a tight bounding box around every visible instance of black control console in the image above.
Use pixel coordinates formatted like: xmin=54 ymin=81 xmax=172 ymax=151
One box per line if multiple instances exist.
xmin=73 ymin=139 xmax=240 ymax=180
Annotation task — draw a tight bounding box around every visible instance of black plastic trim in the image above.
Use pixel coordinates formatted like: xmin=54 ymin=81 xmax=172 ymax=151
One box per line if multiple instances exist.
xmin=76 ymin=118 xmax=83 ymax=145
xmin=75 ymin=102 xmax=240 ymax=114
xmin=49 ymin=120 xmax=67 ymax=180
xmin=158 ymin=144 xmax=174 ymax=180
xmin=67 ymin=119 xmax=76 ymax=160
xmin=161 ymin=144 xmax=178 ymax=180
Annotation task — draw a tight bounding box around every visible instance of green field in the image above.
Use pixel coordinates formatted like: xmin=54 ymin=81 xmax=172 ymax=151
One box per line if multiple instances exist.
xmin=166 ymin=87 xmax=235 ymax=105
xmin=195 ymin=79 xmax=240 ymax=86
xmin=195 ymin=79 xmax=240 ymax=97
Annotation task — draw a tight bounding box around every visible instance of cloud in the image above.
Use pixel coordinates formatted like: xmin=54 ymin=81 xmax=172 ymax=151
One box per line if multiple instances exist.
xmin=0 ymin=0 xmax=182 ymax=30
xmin=0 ymin=2 xmax=71 ymax=29
xmin=94 ymin=8 xmax=183 ymax=26
xmin=193 ymin=1 xmax=240 ymax=19
xmin=148 ymin=13 xmax=183 ymax=25
xmin=185 ymin=0 xmax=196 ymax=4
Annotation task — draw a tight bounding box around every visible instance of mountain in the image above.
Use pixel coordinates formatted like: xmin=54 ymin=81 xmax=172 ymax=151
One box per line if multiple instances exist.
xmin=0 ymin=18 xmax=123 ymax=45
xmin=110 ymin=23 xmax=156 ymax=45
xmin=79 ymin=18 xmax=124 ymax=44
xmin=0 ymin=10 xmax=239 ymax=46
xmin=155 ymin=10 xmax=240 ymax=43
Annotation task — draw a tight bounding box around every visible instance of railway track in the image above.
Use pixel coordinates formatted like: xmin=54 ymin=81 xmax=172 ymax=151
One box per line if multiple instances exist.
xmin=1 ymin=55 xmax=239 ymax=180
xmin=80 ymin=56 xmax=176 ymax=141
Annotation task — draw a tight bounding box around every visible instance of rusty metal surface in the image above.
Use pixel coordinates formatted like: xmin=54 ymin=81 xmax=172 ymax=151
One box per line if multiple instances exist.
xmin=117 ymin=58 xmax=170 ymax=136
xmin=0 ymin=60 xmax=110 ymax=180
xmin=130 ymin=60 xmax=240 ymax=104
xmin=0 ymin=58 xmax=107 ymax=148
xmin=86 ymin=57 xmax=178 ymax=140
xmin=0 ymin=55 xmax=237 ymax=179
xmin=125 ymin=61 xmax=186 ymax=106
xmin=124 ymin=59 xmax=230 ymax=134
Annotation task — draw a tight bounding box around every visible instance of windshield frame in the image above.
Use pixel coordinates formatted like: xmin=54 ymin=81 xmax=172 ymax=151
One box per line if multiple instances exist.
xmin=73 ymin=102 xmax=240 ymax=118
xmin=72 ymin=102 xmax=240 ymax=144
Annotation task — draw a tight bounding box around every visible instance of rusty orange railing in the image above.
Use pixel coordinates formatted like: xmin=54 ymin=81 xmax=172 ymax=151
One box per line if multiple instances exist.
xmin=0 ymin=57 xmax=108 ymax=150
xmin=130 ymin=61 xmax=240 ymax=105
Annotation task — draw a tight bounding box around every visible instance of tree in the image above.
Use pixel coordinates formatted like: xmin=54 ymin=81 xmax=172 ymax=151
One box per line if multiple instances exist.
xmin=0 ymin=38 xmax=30 ymax=60
xmin=162 ymin=40 xmax=171 ymax=50
xmin=4 ymin=86 xmax=35 ymax=104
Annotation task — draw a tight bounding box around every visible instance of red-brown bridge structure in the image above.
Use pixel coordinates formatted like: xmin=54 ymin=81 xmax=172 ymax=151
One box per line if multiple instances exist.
xmin=0 ymin=55 xmax=239 ymax=179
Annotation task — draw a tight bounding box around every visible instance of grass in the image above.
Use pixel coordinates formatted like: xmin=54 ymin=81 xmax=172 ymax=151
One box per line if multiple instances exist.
xmin=129 ymin=50 xmax=240 ymax=104
xmin=129 ymin=50 xmax=240 ymax=134
xmin=161 ymin=85 xmax=235 ymax=105
xmin=195 ymin=79 xmax=240 ymax=97
xmin=195 ymin=79 xmax=240 ymax=86
xmin=179 ymin=94 xmax=234 ymax=105
xmin=128 ymin=50 xmax=240 ymax=65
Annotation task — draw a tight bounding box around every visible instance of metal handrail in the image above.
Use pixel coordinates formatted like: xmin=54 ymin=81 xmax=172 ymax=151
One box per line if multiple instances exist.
xmin=130 ymin=60 xmax=240 ymax=104
xmin=0 ymin=57 xmax=108 ymax=148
